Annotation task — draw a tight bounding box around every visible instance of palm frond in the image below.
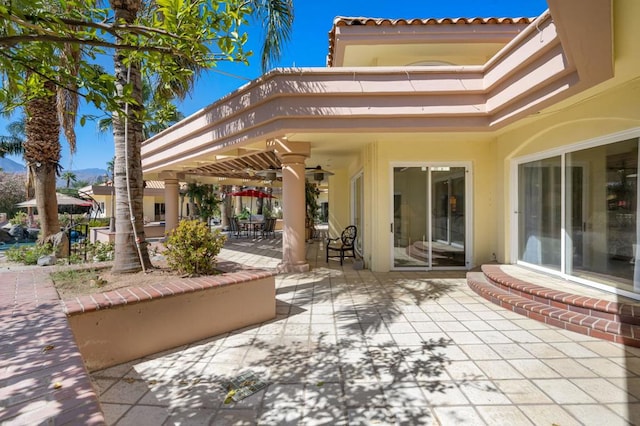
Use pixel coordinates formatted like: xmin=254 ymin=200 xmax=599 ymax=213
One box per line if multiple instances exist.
xmin=252 ymin=0 xmax=294 ymax=72
xmin=0 ymin=136 xmax=24 ymax=157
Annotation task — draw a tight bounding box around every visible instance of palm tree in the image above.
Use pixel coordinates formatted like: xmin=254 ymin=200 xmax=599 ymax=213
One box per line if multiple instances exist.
xmin=110 ymin=0 xmax=152 ymax=273
xmin=61 ymin=170 xmax=77 ymax=188
xmin=108 ymin=0 xmax=294 ymax=273
xmin=106 ymin=157 xmax=115 ymax=232
xmin=4 ymin=2 xmax=81 ymax=242
xmin=24 ymin=79 xmax=63 ymax=239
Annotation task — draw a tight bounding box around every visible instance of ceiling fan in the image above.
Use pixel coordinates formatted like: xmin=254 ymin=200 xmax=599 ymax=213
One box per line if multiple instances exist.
xmin=254 ymin=165 xmax=334 ymax=183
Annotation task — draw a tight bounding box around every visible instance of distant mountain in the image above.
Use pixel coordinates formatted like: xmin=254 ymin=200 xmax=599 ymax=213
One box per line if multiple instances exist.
xmin=0 ymin=158 xmax=107 ymax=185
xmin=0 ymin=157 xmax=26 ymax=173
xmin=58 ymin=168 xmax=108 ymax=186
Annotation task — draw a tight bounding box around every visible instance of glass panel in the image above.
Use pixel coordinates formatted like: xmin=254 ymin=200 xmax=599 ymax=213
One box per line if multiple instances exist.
xmin=393 ymin=167 xmax=428 ymax=267
xmin=518 ymin=157 xmax=562 ymax=270
xmin=566 ymin=138 xmax=638 ymax=291
xmin=431 ymin=167 xmax=466 ymax=266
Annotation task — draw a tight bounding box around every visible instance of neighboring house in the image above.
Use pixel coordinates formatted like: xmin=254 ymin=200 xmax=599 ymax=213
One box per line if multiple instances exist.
xmin=80 ymin=181 xmax=183 ymax=223
xmin=141 ymin=1 xmax=640 ymax=299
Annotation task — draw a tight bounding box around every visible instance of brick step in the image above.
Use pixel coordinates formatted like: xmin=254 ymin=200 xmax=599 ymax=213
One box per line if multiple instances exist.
xmin=467 ymin=272 xmax=640 ymax=347
xmin=481 ymin=264 xmax=640 ymax=326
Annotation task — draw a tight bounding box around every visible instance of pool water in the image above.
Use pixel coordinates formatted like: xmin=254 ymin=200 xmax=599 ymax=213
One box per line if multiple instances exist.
xmin=0 ymin=241 xmax=36 ymax=251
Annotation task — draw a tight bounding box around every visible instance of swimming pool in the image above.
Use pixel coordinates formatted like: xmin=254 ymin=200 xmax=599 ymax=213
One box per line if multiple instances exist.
xmin=0 ymin=241 xmax=36 ymax=251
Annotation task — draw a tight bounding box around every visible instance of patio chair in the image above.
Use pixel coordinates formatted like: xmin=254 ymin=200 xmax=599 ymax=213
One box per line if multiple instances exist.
xmin=228 ymin=216 xmax=246 ymax=238
xmin=261 ymin=217 xmax=276 ymax=238
xmin=326 ymin=225 xmax=357 ymax=265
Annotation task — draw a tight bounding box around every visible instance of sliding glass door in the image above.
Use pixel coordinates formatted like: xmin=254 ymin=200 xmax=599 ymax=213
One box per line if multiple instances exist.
xmin=516 ymin=136 xmax=640 ymax=294
xmin=392 ymin=165 xmax=468 ymax=269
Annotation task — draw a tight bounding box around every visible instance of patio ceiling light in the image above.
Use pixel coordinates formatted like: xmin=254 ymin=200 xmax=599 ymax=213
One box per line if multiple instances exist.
xmin=305 ymin=166 xmax=334 ymax=183
xmin=255 ymin=167 xmax=282 ymax=181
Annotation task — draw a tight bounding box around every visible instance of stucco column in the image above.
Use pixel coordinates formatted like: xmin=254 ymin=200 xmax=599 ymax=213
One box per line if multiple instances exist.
xmin=160 ymin=172 xmax=181 ymax=235
xmin=272 ymin=139 xmax=310 ymax=273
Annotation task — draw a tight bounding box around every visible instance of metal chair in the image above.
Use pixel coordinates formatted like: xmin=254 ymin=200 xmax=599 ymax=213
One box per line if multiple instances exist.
xmin=228 ymin=216 xmax=245 ymax=238
xmin=261 ymin=217 xmax=276 ymax=238
xmin=326 ymin=225 xmax=357 ymax=265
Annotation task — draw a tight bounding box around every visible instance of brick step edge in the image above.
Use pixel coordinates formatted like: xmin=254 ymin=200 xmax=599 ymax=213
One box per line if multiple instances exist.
xmin=467 ymin=272 xmax=640 ymax=347
xmin=481 ymin=264 xmax=640 ymax=325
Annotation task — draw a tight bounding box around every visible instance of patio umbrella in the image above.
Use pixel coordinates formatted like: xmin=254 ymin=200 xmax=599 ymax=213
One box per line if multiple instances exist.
xmin=16 ymin=193 xmax=93 ymax=208
xmin=229 ymin=189 xmax=274 ymax=222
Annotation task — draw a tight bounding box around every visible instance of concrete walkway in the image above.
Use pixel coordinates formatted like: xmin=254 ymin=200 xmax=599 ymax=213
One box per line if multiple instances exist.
xmin=92 ymin=235 xmax=640 ymax=425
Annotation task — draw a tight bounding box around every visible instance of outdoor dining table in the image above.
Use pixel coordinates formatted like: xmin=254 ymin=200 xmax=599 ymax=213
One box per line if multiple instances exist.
xmin=239 ymin=220 xmax=264 ymax=238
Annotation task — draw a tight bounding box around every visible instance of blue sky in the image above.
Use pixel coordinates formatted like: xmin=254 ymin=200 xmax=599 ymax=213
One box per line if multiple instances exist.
xmin=2 ymin=0 xmax=548 ymax=171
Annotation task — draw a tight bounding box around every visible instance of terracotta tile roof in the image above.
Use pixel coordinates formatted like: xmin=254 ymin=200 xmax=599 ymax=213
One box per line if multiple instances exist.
xmin=327 ymin=16 xmax=535 ymax=66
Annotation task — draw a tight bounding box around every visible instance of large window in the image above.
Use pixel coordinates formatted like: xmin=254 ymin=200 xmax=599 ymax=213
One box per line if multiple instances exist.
xmin=517 ymin=136 xmax=640 ymax=294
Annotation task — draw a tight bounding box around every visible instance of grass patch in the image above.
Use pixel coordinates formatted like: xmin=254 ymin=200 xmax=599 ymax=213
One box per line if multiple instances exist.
xmin=50 ymin=267 xmax=108 ymax=285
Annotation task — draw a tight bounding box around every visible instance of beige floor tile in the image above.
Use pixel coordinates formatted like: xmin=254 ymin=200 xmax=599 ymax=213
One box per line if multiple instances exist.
xmin=459 ymin=320 xmax=494 ymax=331
xmin=443 ymin=331 xmax=484 ymax=344
xmin=474 ymin=330 xmax=513 ymax=344
xmin=579 ymin=340 xmax=629 ymax=357
xmin=433 ymin=406 xmax=486 ymax=425
xmin=543 ymin=357 xmax=598 ymax=378
xmin=475 ymin=360 xmax=523 ymax=379
xmin=492 ymin=379 xmax=552 ymax=404
xmin=533 ymin=379 xmax=596 ymax=404
xmin=115 ymin=405 xmax=169 ymax=426
xmin=521 ymin=342 xmax=565 ymax=358
xmin=475 ymin=405 xmax=533 ymax=425
xmin=607 ymin=402 xmax=640 ymax=424
xmin=445 ymin=360 xmax=487 ymax=381
xmin=458 ymin=344 xmax=501 ymax=360
xmin=571 ymin=378 xmax=637 ymax=403
xmin=508 ymin=359 xmax=560 ymax=378
xmin=489 ymin=343 xmax=534 ymax=359
xmin=100 ymin=379 xmax=150 ymax=404
xmin=210 ymin=408 xmax=258 ymax=426
xmin=562 ymin=404 xmax=626 ymax=426
xmin=100 ymin=403 xmax=131 ymax=425
xmin=551 ymin=341 xmax=599 ymax=358
xmin=459 ymin=381 xmax=511 ymax=405
xmin=577 ymin=357 xmax=631 ymax=378
xmin=519 ymin=404 xmax=580 ymax=426
xmin=420 ymin=382 xmax=469 ymax=405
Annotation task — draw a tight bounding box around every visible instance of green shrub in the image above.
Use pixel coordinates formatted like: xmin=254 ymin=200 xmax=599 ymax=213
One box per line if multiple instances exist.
xmin=163 ymin=220 xmax=226 ymax=276
xmin=87 ymin=218 xmax=110 ymax=227
xmin=9 ymin=211 xmax=27 ymax=226
xmin=87 ymin=241 xmax=114 ymax=262
xmin=5 ymin=243 xmax=54 ymax=265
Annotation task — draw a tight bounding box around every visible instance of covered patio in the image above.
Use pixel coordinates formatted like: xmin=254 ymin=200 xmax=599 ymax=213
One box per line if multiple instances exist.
xmin=89 ymin=237 xmax=640 ymax=425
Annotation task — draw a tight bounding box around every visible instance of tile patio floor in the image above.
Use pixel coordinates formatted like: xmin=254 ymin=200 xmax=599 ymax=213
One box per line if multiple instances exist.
xmin=90 ymin=235 xmax=640 ymax=425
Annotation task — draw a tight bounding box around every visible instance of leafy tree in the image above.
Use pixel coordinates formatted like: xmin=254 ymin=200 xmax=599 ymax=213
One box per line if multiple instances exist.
xmin=0 ymin=172 xmax=27 ymax=219
xmin=185 ymin=182 xmax=221 ymax=224
xmin=1 ymin=0 xmax=294 ymax=272
xmin=96 ymin=77 xmax=185 ymax=139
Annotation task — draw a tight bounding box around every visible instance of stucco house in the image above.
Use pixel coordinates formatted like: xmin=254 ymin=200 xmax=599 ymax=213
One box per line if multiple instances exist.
xmin=141 ymin=1 xmax=640 ymax=300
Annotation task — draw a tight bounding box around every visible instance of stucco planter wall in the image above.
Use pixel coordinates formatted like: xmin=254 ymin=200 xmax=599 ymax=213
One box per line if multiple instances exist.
xmin=63 ymin=268 xmax=276 ymax=372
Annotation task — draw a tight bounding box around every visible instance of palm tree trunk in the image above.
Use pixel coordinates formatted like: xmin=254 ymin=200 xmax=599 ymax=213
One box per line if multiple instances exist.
xmin=24 ymin=80 xmax=60 ymax=240
xmin=111 ymin=0 xmax=151 ymax=273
